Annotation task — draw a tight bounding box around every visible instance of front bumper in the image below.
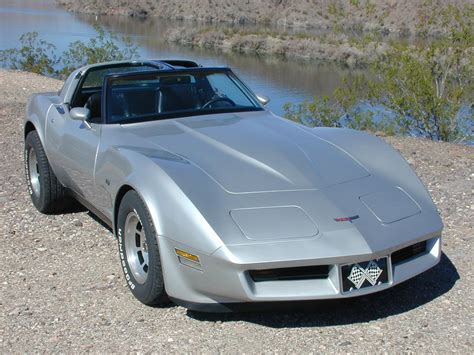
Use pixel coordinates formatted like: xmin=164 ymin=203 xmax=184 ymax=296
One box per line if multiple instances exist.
xmin=158 ymin=234 xmax=441 ymax=312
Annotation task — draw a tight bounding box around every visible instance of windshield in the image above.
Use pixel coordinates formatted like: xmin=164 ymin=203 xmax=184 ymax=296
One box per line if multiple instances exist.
xmin=106 ymin=69 xmax=262 ymax=124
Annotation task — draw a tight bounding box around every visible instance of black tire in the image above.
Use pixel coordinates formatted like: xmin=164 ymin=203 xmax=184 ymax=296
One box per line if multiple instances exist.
xmin=24 ymin=130 xmax=69 ymax=213
xmin=117 ymin=190 xmax=169 ymax=306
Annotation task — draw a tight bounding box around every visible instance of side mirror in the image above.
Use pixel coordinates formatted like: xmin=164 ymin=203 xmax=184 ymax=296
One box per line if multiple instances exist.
xmin=70 ymin=107 xmax=91 ymax=121
xmin=256 ymin=94 xmax=270 ymax=106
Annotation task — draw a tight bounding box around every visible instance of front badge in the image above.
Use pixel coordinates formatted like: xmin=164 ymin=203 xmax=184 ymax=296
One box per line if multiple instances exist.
xmin=341 ymin=257 xmax=389 ymax=292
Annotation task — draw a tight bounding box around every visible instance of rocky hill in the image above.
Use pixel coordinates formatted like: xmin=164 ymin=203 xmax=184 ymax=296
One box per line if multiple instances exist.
xmin=56 ymin=0 xmax=471 ymax=35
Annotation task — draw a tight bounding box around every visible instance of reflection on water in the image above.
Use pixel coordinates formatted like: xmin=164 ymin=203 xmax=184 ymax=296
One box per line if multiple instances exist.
xmin=0 ymin=0 xmax=356 ymax=115
xmin=0 ymin=0 xmax=97 ymax=53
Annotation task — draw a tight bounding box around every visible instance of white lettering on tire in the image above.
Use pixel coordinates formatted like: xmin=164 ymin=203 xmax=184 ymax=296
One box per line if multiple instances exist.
xmin=24 ymin=148 xmax=33 ymax=195
xmin=118 ymin=227 xmax=136 ymax=290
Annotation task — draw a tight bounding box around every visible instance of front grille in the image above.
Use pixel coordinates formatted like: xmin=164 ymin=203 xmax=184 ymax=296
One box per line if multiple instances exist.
xmin=249 ymin=265 xmax=330 ymax=282
xmin=391 ymin=240 xmax=427 ymax=265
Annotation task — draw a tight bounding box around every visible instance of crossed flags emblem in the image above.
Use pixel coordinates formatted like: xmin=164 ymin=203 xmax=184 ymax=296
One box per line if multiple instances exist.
xmin=347 ymin=260 xmax=383 ymax=289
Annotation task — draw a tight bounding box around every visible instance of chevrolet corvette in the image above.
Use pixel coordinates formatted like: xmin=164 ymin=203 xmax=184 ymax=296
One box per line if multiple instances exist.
xmin=24 ymin=60 xmax=443 ymax=311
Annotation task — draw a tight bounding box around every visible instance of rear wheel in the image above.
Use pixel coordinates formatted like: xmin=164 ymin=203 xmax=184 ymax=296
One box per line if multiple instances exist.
xmin=117 ymin=190 xmax=168 ymax=306
xmin=24 ymin=130 xmax=69 ymax=213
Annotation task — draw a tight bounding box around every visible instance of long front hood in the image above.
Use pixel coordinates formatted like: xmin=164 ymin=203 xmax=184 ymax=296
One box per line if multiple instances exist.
xmin=127 ymin=111 xmax=369 ymax=193
xmin=113 ymin=111 xmax=442 ymax=256
xmin=218 ymin=175 xmax=442 ymax=262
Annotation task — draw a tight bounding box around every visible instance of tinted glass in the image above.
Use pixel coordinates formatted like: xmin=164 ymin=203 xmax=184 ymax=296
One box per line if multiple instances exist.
xmin=83 ymin=65 xmax=156 ymax=88
xmin=107 ymin=71 xmax=262 ymax=123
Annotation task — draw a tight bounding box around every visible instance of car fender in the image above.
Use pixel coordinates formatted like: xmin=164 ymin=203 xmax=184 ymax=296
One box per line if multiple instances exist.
xmin=105 ymin=148 xmax=224 ymax=255
xmin=24 ymin=95 xmax=51 ymax=146
xmin=310 ymin=127 xmax=438 ymax=214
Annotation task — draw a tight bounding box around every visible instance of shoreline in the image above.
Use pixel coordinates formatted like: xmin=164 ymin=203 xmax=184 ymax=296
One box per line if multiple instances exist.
xmin=54 ymin=1 xmax=473 ymax=67
xmin=56 ymin=0 xmax=471 ymax=37
xmin=165 ymin=28 xmax=389 ymax=67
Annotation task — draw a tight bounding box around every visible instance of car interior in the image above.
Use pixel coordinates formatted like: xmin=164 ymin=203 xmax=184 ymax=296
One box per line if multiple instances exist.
xmin=109 ymin=75 xmax=217 ymax=122
xmin=70 ymin=64 xmax=160 ymax=123
xmin=72 ymin=73 xmax=243 ymax=123
xmin=69 ymin=61 xmax=261 ymax=124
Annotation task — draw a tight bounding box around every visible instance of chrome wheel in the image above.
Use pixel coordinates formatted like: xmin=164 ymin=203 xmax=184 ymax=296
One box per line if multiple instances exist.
xmin=124 ymin=212 xmax=149 ymax=284
xmin=28 ymin=148 xmax=41 ymax=197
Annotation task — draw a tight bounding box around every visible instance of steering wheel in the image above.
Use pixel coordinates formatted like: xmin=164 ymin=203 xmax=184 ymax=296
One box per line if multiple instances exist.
xmin=201 ymin=97 xmax=236 ymax=109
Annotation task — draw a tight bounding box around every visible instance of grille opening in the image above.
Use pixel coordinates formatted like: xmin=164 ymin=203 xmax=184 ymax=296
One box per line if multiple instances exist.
xmin=249 ymin=265 xmax=330 ymax=282
xmin=391 ymin=240 xmax=427 ymax=265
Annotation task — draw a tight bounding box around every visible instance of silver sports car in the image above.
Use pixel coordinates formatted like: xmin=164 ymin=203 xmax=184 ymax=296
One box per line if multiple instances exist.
xmin=24 ymin=60 xmax=443 ymax=311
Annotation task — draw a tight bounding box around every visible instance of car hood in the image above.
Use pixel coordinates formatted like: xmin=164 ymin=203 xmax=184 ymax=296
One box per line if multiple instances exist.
xmin=126 ymin=111 xmax=369 ymax=193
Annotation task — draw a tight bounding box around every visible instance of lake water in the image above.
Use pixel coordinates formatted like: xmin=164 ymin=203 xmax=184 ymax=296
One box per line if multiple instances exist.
xmin=0 ymin=0 xmax=354 ymax=116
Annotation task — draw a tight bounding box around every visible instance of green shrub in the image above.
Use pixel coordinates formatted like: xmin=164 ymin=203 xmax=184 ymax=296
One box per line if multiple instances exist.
xmin=0 ymin=25 xmax=138 ymax=78
xmin=0 ymin=32 xmax=58 ymax=76
xmin=283 ymin=96 xmax=342 ymax=128
xmin=60 ymin=25 xmax=138 ymax=76
xmin=284 ymin=3 xmax=473 ymax=142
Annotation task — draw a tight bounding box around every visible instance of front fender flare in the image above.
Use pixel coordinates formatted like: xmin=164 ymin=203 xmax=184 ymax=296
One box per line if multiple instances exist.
xmin=108 ymin=148 xmax=224 ymax=255
xmin=311 ymin=127 xmax=437 ymax=212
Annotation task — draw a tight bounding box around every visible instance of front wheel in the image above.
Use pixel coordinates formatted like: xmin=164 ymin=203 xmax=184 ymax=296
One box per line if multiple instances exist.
xmin=24 ymin=130 xmax=69 ymax=213
xmin=117 ymin=190 xmax=169 ymax=306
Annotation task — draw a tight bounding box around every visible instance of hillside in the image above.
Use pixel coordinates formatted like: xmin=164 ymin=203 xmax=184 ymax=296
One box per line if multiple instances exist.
xmin=56 ymin=0 xmax=471 ymax=35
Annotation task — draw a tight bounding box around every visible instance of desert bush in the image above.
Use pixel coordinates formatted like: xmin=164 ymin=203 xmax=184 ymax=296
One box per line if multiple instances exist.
xmin=0 ymin=25 xmax=138 ymax=78
xmin=285 ymin=3 xmax=473 ymax=142
xmin=60 ymin=25 xmax=138 ymax=76
xmin=0 ymin=32 xmax=58 ymax=76
xmin=283 ymin=96 xmax=342 ymax=128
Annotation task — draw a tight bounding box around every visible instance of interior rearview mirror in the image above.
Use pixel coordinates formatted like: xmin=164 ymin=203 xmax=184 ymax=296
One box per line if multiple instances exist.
xmin=256 ymin=94 xmax=270 ymax=106
xmin=70 ymin=107 xmax=91 ymax=121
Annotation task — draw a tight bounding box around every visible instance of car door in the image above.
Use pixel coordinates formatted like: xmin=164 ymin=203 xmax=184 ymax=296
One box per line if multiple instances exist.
xmin=45 ymin=64 xmax=112 ymax=203
xmin=46 ymin=63 xmax=162 ymax=208
xmin=45 ymin=101 xmax=102 ymax=203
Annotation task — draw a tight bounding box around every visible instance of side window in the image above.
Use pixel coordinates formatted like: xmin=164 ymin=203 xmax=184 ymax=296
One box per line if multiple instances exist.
xmin=82 ymin=66 xmax=156 ymax=89
xmin=70 ymin=65 xmax=157 ymax=116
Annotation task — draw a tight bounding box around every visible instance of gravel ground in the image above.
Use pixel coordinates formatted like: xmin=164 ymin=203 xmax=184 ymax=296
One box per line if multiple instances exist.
xmin=0 ymin=69 xmax=473 ymax=353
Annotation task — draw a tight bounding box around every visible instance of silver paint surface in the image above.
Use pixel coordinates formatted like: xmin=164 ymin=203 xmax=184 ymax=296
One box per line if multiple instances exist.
xmin=25 ymin=62 xmax=443 ymax=306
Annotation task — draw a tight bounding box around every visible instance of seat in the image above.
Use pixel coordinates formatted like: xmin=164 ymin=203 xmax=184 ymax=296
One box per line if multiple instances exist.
xmin=84 ymin=91 xmax=131 ymax=123
xmin=158 ymin=85 xmax=201 ymax=113
xmin=84 ymin=92 xmax=101 ymax=120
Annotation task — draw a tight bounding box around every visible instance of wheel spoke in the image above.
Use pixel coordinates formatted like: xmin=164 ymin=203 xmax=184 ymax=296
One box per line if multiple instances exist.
xmin=124 ymin=212 xmax=149 ymax=284
xmin=135 ymin=232 xmax=141 ymax=248
xmin=28 ymin=148 xmax=41 ymax=197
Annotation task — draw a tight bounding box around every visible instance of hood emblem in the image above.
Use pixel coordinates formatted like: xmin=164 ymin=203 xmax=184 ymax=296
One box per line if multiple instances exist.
xmin=334 ymin=215 xmax=359 ymax=222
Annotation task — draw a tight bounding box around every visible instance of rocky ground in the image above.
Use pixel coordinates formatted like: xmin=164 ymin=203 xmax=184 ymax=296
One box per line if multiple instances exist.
xmin=0 ymin=69 xmax=472 ymax=353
